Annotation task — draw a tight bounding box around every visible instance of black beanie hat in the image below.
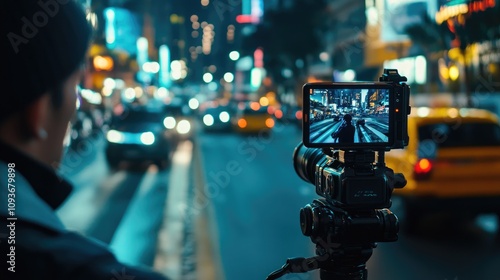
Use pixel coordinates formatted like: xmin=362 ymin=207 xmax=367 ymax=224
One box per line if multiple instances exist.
xmin=1 ymin=0 xmax=92 ymax=121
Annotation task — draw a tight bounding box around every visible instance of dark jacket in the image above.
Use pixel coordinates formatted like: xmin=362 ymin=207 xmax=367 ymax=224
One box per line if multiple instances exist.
xmin=0 ymin=141 xmax=168 ymax=280
xmin=331 ymin=121 xmax=355 ymax=143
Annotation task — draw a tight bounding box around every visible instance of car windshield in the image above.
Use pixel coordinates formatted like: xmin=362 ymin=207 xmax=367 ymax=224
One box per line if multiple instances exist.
xmin=418 ymin=122 xmax=500 ymax=148
xmin=241 ymin=106 xmax=268 ymax=115
xmin=163 ymin=105 xmax=183 ymax=116
xmin=114 ymin=110 xmax=163 ymax=123
xmin=206 ymin=106 xmax=229 ymax=113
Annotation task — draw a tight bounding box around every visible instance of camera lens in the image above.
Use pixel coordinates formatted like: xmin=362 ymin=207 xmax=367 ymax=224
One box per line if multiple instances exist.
xmin=293 ymin=142 xmax=326 ymax=184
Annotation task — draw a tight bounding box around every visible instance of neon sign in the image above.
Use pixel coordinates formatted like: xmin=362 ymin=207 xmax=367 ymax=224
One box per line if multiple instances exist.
xmin=435 ymin=0 xmax=496 ymax=24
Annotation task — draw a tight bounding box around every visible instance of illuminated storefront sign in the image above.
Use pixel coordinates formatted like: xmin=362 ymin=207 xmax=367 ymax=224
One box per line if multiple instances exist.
xmin=435 ymin=0 xmax=496 ymax=24
xmin=236 ymin=0 xmax=263 ymax=24
xmin=104 ymin=7 xmax=141 ymax=54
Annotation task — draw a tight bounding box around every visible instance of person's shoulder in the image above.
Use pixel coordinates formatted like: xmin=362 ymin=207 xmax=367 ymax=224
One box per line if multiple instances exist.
xmin=1 ymin=220 xmax=168 ymax=280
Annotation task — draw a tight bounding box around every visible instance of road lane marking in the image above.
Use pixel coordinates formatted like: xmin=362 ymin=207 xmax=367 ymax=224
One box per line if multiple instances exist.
xmin=192 ymin=137 xmax=225 ymax=280
xmin=155 ymin=141 xmax=193 ymax=279
xmin=109 ymin=165 xmax=164 ymax=266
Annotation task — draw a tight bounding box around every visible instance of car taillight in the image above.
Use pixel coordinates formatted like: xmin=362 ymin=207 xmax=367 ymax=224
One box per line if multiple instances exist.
xmin=238 ymin=118 xmax=247 ymax=128
xmin=295 ymin=111 xmax=303 ymax=120
xmin=274 ymin=110 xmax=283 ymax=119
xmin=414 ymin=158 xmax=433 ymax=180
xmin=266 ymin=118 xmax=275 ymax=128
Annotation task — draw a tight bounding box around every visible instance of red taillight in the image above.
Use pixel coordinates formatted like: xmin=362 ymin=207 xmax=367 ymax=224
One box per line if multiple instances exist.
xmin=414 ymin=158 xmax=433 ymax=180
xmin=295 ymin=111 xmax=303 ymax=120
xmin=265 ymin=118 xmax=275 ymax=128
xmin=274 ymin=109 xmax=283 ymax=119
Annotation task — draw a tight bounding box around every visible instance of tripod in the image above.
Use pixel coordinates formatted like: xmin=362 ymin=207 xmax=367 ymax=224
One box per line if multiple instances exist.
xmin=267 ymin=200 xmax=397 ymax=280
xmin=268 ymin=149 xmax=406 ymax=280
xmin=266 ymin=243 xmax=374 ymax=280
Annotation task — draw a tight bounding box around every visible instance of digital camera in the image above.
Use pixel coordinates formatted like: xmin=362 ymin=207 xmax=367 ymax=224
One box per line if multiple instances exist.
xmin=266 ymin=70 xmax=410 ymax=280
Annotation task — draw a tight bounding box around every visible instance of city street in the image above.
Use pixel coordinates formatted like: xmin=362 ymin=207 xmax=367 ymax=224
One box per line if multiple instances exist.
xmin=310 ymin=117 xmax=389 ymax=144
xmin=3 ymin=0 xmax=500 ymax=279
xmin=55 ymin=121 xmax=500 ymax=280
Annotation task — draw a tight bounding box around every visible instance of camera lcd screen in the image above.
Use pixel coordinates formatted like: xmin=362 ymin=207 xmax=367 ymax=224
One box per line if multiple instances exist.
xmin=303 ymin=83 xmax=394 ymax=148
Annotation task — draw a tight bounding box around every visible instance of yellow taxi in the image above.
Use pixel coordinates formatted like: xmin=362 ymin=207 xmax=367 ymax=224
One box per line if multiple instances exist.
xmin=385 ymin=107 xmax=500 ymax=230
xmin=232 ymin=101 xmax=275 ymax=134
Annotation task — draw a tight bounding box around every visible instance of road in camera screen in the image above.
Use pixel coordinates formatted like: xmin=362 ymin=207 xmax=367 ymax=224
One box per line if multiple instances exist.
xmin=309 ymin=115 xmax=389 ymax=144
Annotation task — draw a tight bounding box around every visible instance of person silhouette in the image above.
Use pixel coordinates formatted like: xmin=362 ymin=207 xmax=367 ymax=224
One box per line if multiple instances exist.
xmin=331 ymin=114 xmax=355 ymax=143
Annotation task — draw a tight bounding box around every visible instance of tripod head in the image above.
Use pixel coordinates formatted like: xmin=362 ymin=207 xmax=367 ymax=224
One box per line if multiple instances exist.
xmin=267 ymin=147 xmax=406 ymax=280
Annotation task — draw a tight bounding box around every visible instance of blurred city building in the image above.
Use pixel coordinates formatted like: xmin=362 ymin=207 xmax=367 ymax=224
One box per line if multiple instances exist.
xmin=80 ymin=0 xmax=500 ymax=109
xmin=329 ymin=0 xmax=500 ymax=97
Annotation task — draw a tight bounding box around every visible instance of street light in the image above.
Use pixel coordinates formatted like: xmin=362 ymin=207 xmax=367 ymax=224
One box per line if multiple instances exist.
xmin=142 ymin=62 xmax=160 ymax=74
xmin=224 ymin=72 xmax=234 ymax=83
xmin=203 ymin=72 xmax=213 ymax=83
xmin=229 ymin=51 xmax=240 ymax=61
xmin=449 ymin=65 xmax=459 ymax=81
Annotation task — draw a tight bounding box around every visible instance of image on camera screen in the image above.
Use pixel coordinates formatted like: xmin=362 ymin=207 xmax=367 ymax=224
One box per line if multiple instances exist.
xmin=308 ymin=87 xmax=390 ymax=145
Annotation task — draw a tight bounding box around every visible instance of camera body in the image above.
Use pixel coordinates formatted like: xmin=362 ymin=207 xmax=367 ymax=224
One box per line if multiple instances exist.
xmin=294 ymin=69 xmax=410 ymax=210
xmin=302 ymin=69 xmax=411 ymax=151
xmin=314 ymin=150 xmax=392 ymax=210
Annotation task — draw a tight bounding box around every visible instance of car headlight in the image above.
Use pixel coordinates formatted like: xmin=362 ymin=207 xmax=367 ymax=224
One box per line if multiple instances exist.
xmin=203 ymin=114 xmax=215 ymax=126
xmin=219 ymin=111 xmax=230 ymax=123
xmin=177 ymin=120 xmax=191 ymax=134
xmin=189 ymin=98 xmax=200 ymax=110
xmin=107 ymin=129 xmax=125 ymax=143
xmin=140 ymin=132 xmax=155 ymax=145
xmin=163 ymin=116 xmax=176 ymax=129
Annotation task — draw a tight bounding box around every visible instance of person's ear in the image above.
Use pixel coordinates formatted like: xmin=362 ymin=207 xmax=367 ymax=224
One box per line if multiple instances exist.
xmin=24 ymin=94 xmax=51 ymax=140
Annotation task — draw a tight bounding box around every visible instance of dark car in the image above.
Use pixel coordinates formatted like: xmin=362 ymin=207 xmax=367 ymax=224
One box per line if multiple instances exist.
xmin=356 ymin=118 xmax=365 ymax=125
xmin=162 ymin=96 xmax=195 ymax=140
xmin=201 ymin=105 xmax=233 ymax=132
xmin=68 ymin=110 xmax=94 ymax=149
xmin=105 ymin=106 xmax=173 ymax=169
